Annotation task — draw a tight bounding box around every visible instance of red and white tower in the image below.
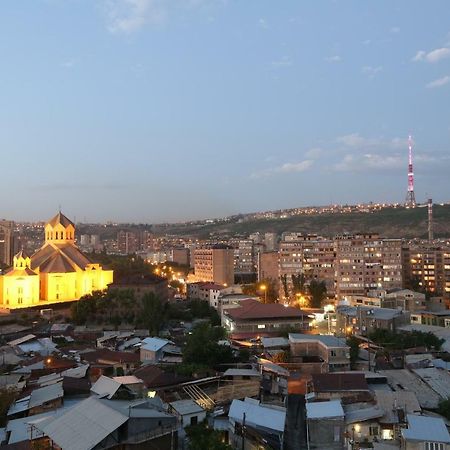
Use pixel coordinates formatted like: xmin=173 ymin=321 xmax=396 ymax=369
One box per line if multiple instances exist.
xmin=405 ymin=135 xmax=416 ymax=207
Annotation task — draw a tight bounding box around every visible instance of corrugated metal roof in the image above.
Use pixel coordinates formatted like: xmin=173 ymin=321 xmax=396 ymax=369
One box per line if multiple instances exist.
xmin=140 ymin=337 xmax=172 ymax=352
xmin=90 ymin=375 xmax=121 ymax=399
xmin=402 ymin=414 xmax=450 ymax=443
xmin=260 ymin=337 xmax=289 ymax=348
xmin=170 ymin=399 xmax=205 ymax=415
xmin=29 ymin=382 xmax=63 ymax=408
xmin=229 ymin=398 xmax=286 ymax=432
xmin=39 ymin=396 xmax=128 ymax=450
xmin=306 ymin=400 xmax=344 ymax=419
xmin=223 ymin=368 xmax=261 ymax=378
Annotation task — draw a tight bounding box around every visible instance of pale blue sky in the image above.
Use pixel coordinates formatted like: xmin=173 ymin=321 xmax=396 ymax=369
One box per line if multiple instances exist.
xmin=1 ymin=0 xmax=449 ymax=222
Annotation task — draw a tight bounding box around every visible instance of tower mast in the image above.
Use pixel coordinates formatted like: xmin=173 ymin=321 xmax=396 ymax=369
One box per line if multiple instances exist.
xmin=405 ymin=135 xmax=416 ymax=207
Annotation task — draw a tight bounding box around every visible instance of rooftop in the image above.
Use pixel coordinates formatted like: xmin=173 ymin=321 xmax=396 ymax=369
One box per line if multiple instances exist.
xmin=225 ymin=299 xmax=310 ymax=321
xmin=140 ymin=337 xmax=172 ymax=353
xmin=169 ymin=399 xmax=205 ymax=415
xmin=289 ymin=333 xmax=349 ymax=348
xmin=229 ymin=398 xmax=286 ymax=433
xmin=306 ymin=400 xmax=344 ymax=419
xmin=311 ymin=373 xmax=369 ymax=392
xmin=402 ymin=414 xmax=450 ymax=443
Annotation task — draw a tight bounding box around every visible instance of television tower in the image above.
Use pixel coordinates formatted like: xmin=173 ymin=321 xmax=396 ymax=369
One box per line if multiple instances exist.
xmin=428 ymin=198 xmax=433 ymax=242
xmin=405 ymin=135 xmax=416 ymax=207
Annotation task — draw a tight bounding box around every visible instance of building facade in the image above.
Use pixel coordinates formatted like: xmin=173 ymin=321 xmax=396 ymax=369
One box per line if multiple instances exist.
xmin=193 ymin=245 xmax=234 ymax=286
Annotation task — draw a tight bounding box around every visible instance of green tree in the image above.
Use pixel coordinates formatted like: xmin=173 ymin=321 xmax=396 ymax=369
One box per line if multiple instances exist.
xmin=186 ymin=423 xmax=232 ymax=450
xmin=308 ymin=280 xmax=327 ymax=308
xmin=141 ymin=292 xmax=168 ymax=336
xmin=347 ymin=336 xmax=360 ymax=369
xmin=280 ymin=275 xmax=289 ymax=299
xmin=0 ymin=388 xmax=18 ymax=426
xmin=438 ymin=399 xmax=450 ymax=421
xmin=183 ymin=323 xmax=234 ymax=369
xmin=292 ymin=273 xmax=306 ymax=296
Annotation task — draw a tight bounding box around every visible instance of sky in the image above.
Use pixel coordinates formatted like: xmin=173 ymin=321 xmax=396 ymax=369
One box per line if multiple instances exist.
xmin=1 ymin=0 xmax=450 ymax=223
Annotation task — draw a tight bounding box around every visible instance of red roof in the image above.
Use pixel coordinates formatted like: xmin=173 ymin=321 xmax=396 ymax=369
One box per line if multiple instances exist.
xmin=226 ymin=299 xmax=310 ymax=321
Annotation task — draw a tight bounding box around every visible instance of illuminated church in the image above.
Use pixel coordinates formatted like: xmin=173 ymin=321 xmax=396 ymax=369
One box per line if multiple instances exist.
xmin=0 ymin=212 xmax=113 ymax=309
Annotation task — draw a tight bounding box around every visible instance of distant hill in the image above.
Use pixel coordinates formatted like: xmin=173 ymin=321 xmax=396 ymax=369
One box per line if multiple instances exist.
xmin=155 ymin=205 xmax=450 ymax=239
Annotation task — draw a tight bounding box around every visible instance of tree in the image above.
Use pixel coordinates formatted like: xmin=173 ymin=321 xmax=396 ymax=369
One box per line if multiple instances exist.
xmin=186 ymin=423 xmax=232 ymax=450
xmin=280 ymin=275 xmax=289 ymax=299
xmin=242 ymin=279 xmax=278 ymax=303
xmin=0 ymin=388 xmax=18 ymax=426
xmin=347 ymin=336 xmax=360 ymax=369
xmin=438 ymin=399 xmax=450 ymax=421
xmin=308 ymin=280 xmax=327 ymax=308
xmin=141 ymin=292 xmax=168 ymax=336
xmin=292 ymin=273 xmax=306 ymax=296
xmin=183 ymin=323 xmax=234 ymax=369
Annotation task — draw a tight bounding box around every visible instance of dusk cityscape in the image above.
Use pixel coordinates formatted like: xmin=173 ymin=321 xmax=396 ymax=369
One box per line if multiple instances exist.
xmin=0 ymin=2 xmax=450 ymax=449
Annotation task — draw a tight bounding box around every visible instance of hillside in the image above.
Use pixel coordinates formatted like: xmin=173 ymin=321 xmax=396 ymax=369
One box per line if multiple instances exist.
xmin=155 ymin=205 xmax=450 ymax=239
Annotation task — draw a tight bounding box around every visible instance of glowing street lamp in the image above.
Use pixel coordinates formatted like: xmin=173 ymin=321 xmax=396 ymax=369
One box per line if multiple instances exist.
xmin=260 ymin=284 xmax=267 ymax=303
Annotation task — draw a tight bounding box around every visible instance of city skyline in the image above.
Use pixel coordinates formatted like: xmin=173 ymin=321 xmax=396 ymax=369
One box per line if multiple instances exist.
xmin=1 ymin=1 xmax=450 ymax=222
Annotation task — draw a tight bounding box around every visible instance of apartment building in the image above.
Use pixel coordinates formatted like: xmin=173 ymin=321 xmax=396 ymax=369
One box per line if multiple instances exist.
xmin=229 ymin=239 xmax=255 ymax=275
xmin=193 ymin=245 xmax=234 ymax=286
xmin=278 ymin=234 xmax=335 ymax=297
xmin=334 ymin=234 xmax=402 ymax=299
xmin=403 ymin=243 xmax=450 ymax=297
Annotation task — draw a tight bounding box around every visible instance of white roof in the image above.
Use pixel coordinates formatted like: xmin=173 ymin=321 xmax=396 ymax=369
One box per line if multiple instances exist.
xmin=229 ymin=398 xmax=286 ymax=432
xmin=223 ymin=368 xmax=261 ymax=378
xmin=306 ymin=400 xmax=344 ymax=419
xmin=402 ymin=414 xmax=450 ymax=443
xmin=141 ymin=337 xmax=172 ymax=352
xmin=170 ymin=399 xmax=205 ymax=415
xmin=91 ymin=375 xmax=122 ymax=399
xmin=38 ymin=396 xmax=129 ymax=450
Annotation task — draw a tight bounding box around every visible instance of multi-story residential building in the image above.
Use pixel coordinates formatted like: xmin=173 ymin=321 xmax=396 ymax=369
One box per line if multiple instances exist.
xmin=230 ymin=239 xmax=255 ymax=275
xmin=334 ymin=234 xmax=402 ymax=299
xmin=289 ymin=333 xmax=350 ymax=372
xmin=278 ymin=234 xmax=335 ymax=297
xmin=257 ymin=251 xmax=279 ymax=283
xmin=117 ymin=230 xmax=138 ymax=254
xmin=403 ymin=243 xmax=450 ymax=297
xmin=193 ymin=245 xmax=234 ymax=286
xmin=0 ymin=220 xmax=16 ymax=267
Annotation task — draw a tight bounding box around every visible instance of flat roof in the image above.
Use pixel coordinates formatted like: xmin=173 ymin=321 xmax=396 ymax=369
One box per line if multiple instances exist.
xmin=223 ymin=368 xmax=261 ymax=378
xmin=289 ymin=333 xmax=348 ymax=348
xmin=306 ymin=400 xmax=344 ymax=419
xmin=169 ymin=399 xmax=205 ymax=415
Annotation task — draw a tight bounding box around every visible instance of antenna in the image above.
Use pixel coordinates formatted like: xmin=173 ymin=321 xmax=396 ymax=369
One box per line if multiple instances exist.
xmin=405 ymin=135 xmax=416 ymax=207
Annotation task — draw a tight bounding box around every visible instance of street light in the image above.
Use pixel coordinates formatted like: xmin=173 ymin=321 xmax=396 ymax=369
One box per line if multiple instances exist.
xmin=260 ymin=284 xmax=267 ymax=303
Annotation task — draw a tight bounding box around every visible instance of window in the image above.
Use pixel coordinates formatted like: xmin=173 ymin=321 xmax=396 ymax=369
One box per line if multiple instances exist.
xmin=425 ymin=443 xmax=444 ymax=450
xmin=190 ymin=416 xmax=198 ymax=426
xmin=257 ymin=324 xmax=266 ymax=329
xmin=369 ymin=426 xmax=379 ymax=436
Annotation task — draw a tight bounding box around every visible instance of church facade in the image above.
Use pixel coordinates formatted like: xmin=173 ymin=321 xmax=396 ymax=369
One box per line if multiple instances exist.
xmin=0 ymin=212 xmax=113 ymax=309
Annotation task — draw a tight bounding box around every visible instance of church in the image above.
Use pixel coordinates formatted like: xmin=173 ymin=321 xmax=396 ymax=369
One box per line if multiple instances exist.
xmin=0 ymin=212 xmax=113 ymax=309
